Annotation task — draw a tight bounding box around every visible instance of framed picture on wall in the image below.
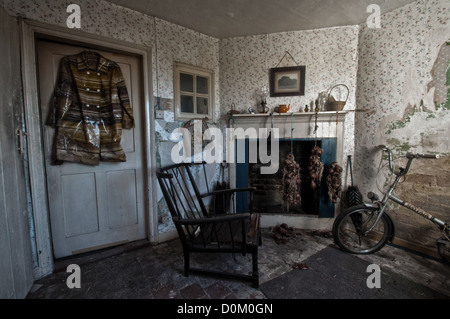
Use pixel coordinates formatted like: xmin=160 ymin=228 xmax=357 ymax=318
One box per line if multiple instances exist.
xmin=270 ymin=66 xmax=306 ymax=97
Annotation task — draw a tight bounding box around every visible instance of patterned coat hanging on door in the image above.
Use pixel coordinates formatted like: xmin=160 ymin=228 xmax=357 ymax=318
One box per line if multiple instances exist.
xmin=49 ymin=50 xmax=135 ymax=165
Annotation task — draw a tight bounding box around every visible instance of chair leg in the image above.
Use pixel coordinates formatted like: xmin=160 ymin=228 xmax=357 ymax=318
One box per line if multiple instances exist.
xmin=251 ymin=248 xmax=259 ymax=288
xmin=258 ymin=228 xmax=262 ymax=246
xmin=184 ymin=250 xmax=190 ymax=277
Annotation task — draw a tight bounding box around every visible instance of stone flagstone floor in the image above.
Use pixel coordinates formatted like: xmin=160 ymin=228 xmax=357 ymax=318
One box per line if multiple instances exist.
xmin=26 ymin=229 xmax=450 ymax=299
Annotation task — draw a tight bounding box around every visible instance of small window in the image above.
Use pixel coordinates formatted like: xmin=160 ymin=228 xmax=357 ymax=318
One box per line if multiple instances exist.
xmin=174 ymin=62 xmax=215 ymax=121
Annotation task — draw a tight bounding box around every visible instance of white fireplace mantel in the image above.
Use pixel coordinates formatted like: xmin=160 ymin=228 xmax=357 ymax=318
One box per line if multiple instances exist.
xmin=229 ymin=111 xmax=347 ymax=140
xmin=229 ymin=111 xmax=347 ymax=163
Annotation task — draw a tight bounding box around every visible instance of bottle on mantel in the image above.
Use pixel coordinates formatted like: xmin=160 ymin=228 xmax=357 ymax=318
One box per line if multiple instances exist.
xmin=315 ymin=99 xmax=320 ymax=113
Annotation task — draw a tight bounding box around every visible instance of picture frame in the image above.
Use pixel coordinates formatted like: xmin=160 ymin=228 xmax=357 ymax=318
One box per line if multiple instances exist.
xmin=270 ymin=66 xmax=306 ymax=97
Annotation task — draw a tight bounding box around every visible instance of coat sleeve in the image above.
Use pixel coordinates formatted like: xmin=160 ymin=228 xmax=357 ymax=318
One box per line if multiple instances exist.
xmin=50 ymin=58 xmax=75 ymax=127
xmin=113 ymin=65 xmax=135 ymax=129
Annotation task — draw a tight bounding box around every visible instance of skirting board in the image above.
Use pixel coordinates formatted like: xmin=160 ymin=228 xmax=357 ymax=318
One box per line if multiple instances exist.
xmin=260 ymin=214 xmax=334 ymax=230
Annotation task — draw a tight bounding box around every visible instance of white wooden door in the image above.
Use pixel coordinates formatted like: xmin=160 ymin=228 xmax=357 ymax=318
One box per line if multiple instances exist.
xmin=37 ymin=40 xmax=147 ymax=259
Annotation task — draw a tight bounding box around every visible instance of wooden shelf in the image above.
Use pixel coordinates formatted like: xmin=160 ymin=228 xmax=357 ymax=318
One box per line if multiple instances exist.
xmin=230 ymin=111 xmax=346 ymax=118
xmin=229 ymin=111 xmax=347 ymax=126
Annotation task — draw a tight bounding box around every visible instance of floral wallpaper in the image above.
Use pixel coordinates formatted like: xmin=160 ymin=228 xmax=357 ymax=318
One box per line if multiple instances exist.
xmin=355 ymin=0 xmax=450 ymax=192
xmin=220 ymin=26 xmax=360 ymax=162
xmin=220 ymin=27 xmax=359 ymax=114
xmin=4 ymin=0 xmax=154 ymax=46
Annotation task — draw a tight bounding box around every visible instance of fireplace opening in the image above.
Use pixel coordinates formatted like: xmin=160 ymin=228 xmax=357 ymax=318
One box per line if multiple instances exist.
xmin=249 ymin=140 xmax=323 ymax=215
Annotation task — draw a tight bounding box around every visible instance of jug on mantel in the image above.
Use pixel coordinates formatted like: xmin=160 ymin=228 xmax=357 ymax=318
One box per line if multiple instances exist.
xmin=277 ymin=104 xmax=290 ymax=113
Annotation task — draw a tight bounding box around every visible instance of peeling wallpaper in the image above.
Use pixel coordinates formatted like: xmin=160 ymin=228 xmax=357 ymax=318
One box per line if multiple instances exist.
xmin=431 ymin=42 xmax=450 ymax=108
xmin=355 ymin=0 xmax=450 ymax=194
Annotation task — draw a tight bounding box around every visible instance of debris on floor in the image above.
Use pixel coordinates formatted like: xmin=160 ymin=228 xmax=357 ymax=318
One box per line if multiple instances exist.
xmin=309 ymin=230 xmax=333 ymax=239
xmin=271 ymin=224 xmax=296 ymax=244
xmin=292 ymin=263 xmax=309 ymax=270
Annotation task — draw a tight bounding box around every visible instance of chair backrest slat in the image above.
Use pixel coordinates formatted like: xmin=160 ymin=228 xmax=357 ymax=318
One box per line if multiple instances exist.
xmin=173 ymin=166 xmax=203 ymax=220
xmin=156 ymin=163 xmax=211 ymax=223
xmin=184 ymin=164 xmax=209 ymax=215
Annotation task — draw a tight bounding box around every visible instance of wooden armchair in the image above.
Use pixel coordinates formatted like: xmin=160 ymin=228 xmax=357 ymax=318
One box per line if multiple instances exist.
xmin=156 ymin=162 xmax=261 ymax=288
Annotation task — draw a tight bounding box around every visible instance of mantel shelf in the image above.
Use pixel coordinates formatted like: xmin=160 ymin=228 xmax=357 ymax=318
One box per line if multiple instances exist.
xmin=229 ymin=111 xmax=347 ymax=126
xmin=230 ymin=111 xmax=346 ymax=118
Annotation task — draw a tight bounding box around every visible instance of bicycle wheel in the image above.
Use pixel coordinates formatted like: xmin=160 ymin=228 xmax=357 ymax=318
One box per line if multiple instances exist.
xmin=333 ymin=205 xmax=392 ymax=254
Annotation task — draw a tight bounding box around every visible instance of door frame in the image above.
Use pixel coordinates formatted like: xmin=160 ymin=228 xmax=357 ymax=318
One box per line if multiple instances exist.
xmin=20 ymin=19 xmax=158 ymax=278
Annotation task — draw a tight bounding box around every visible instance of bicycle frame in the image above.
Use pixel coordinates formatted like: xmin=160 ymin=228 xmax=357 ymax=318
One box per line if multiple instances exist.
xmin=367 ymin=147 xmax=448 ymax=234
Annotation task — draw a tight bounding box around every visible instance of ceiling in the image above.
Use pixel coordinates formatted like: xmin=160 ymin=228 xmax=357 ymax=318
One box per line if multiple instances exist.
xmin=105 ymin=0 xmax=418 ymax=38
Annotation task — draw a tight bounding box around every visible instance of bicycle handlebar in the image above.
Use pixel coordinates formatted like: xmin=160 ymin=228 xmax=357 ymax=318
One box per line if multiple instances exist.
xmin=378 ymin=145 xmax=440 ymax=176
xmin=409 ymin=154 xmax=441 ymax=159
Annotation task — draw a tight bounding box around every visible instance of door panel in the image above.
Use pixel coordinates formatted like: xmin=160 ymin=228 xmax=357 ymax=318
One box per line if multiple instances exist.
xmin=106 ymin=170 xmax=139 ymax=228
xmin=37 ymin=40 xmax=147 ymax=259
xmin=61 ymin=173 xmax=99 ymax=237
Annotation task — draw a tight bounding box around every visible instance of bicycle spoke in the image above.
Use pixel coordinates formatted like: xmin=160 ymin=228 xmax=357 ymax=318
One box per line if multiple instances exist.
xmin=333 ymin=207 xmax=390 ymax=254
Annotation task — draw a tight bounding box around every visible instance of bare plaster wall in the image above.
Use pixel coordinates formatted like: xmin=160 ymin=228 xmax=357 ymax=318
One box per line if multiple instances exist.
xmin=355 ymin=0 xmax=450 ymax=253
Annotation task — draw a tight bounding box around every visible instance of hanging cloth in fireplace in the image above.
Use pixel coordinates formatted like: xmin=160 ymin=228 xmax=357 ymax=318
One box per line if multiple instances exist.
xmin=282 ymin=113 xmax=301 ymax=211
xmin=326 ymin=111 xmax=344 ymax=203
xmin=309 ymin=110 xmax=324 ymax=190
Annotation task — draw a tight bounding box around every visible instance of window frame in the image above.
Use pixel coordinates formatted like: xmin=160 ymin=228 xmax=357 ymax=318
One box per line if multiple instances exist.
xmin=174 ymin=62 xmax=215 ymax=122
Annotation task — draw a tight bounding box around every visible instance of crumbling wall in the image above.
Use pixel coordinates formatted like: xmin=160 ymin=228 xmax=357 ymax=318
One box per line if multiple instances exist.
xmin=388 ymin=157 xmax=450 ymax=254
xmin=355 ymin=0 xmax=450 ymax=256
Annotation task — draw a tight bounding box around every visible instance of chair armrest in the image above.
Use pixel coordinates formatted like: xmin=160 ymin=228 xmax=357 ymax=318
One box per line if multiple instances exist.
xmin=175 ymin=213 xmax=251 ymax=225
xmin=200 ymin=187 xmax=256 ymax=198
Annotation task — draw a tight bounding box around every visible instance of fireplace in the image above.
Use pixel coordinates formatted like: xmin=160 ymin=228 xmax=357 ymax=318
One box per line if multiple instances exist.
xmin=251 ymin=140 xmax=319 ymax=215
xmin=236 ymin=138 xmax=337 ymax=218
xmin=229 ymin=111 xmax=347 ymax=228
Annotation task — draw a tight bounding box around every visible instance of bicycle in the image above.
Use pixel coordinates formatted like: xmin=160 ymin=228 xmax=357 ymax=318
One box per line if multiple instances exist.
xmin=332 ymin=145 xmax=450 ymax=263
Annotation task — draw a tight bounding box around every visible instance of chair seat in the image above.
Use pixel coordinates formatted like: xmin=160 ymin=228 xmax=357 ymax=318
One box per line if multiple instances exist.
xmin=189 ymin=213 xmax=260 ymax=250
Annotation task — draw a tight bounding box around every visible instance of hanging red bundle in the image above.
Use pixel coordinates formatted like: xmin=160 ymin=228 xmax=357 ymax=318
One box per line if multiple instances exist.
xmin=282 ymin=153 xmax=301 ymax=209
xmin=327 ymin=161 xmax=343 ymax=203
xmin=309 ymin=146 xmax=324 ymax=190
